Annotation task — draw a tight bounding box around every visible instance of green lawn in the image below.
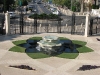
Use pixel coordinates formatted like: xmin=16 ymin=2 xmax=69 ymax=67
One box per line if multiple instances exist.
xmin=12 ymin=40 xmax=26 ymax=45
xmin=26 ymin=53 xmax=50 ymax=59
xmin=56 ymin=53 xmax=79 ymax=59
xmin=72 ymin=40 xmax=93 ymax=53
xmin=72 ymin=40 xmax=87 ymax=46
xmin=9 ymin=36 xmax=93 ymax=59
xmin=9 ymin=46 xmax=25 ymax=53
xmin=77 ymin=46 xmax=93 ymax=53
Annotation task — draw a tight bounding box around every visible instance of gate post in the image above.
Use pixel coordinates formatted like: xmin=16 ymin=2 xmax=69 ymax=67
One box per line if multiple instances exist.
xmin=89 ymin=18 xmax=93 ymax=35
xmin=57 ymin=20 xmax=61 ymax=33
xmin=34 ymin=14 xmax=37 ymax=33
xmin=20 ymin=8 xmax=24 ymax=34
xmin=5 ymin=11 xmax=10 ymax=35
xmin=84 ymin=14 xmax=90 ymax=37
xmin=71 ymin=12 xmax=75 ymax=34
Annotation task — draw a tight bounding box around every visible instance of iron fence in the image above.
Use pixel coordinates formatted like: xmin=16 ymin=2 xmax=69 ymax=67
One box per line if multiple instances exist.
xmin=9 ymin=13 xmax=85 ymax=35
xmin=89 ymin=17 xmax=100 ymax=35
xmin=0 ymin=14 xmax=5 ymax=35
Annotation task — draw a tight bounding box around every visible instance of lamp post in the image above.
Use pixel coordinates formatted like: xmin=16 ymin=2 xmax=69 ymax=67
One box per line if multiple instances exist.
xmin=18 ymin=0 xmax=24 ymax=34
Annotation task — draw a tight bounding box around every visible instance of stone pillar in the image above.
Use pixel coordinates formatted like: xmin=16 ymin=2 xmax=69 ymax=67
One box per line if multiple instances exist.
xmin=5 ymin=11 xmax=10 ymax=35
xmin=84 ymin=14 xmax=90 ymax=37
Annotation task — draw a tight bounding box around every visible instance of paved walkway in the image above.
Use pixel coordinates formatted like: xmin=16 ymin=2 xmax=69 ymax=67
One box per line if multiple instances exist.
xmin=0 ymin=33 xmax=100 ymax=75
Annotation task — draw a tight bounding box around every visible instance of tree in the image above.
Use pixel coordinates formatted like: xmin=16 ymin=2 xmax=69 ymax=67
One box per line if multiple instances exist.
xmin=22 ymin=0 xmax=28 ymax=6
xmin=64 ymin=0 xmax=71 ymax=9
xmin=1 ymin=0 xmax=15 ymax=12
xmin=0 ymin=0 xmax=3 ymax=4
xmin=16 ymin=0 xmax=28 ymax=6
xmin=52 ymin=0 xmax=71 ymax=8
xmin=81 ymin=0 xmax=84 ymax=13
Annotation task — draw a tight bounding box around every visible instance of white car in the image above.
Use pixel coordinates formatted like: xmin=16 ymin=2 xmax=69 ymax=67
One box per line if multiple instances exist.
xmin=9 ymin=12 xmax=16 ymax=18
xmin=52 ymin=10 xmax=59 ymax=15
xmin=51 ymin=8 xmax=60 ymax=15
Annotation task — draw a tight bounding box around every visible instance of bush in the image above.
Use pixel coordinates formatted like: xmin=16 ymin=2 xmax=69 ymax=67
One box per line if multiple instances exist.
xmin=39 ymin=13 xmax=48 ymax=19
xmin=92 ymin=4 xmax=99 ymax=9
xmin=72 ymin=6 xmax=76 ymax=12
xmin=29 ymin=13 xmax=61 ymax=20
xmin=48 ymin=13 xmax=59 ymax=19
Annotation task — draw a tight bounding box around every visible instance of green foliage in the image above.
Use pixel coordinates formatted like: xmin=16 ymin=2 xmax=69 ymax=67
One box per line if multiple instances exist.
xmin=64 ymin=0 xmax=71 ymax=9
xmin=1 ymin=0 xmax=15 ymax=12
xmin=15 ymin=0 xmax=28 ymax=6
xmin=22 ymin=0 xmax=28 ymax=6
xmin=29 ymin=13 xmax=61 ymax=20
xmin=0 ymin=0 xmax=3 ymax=4
xmin=52 ymin=0 xmax=81 ymax=12
xmin=48 ymin=13 xmax=59 ymax=19
xmin=39 ymin=13 xmax=48 ymax=19
xmin=74 ymin=1 xmax=81 ymax=12
xmin=92 ymin=4 xmax=99 ymax=9
xmin=72 ymin=6 xmax=76 ymax=12
xmin=71 ymin=1 xmax=81 ymax=12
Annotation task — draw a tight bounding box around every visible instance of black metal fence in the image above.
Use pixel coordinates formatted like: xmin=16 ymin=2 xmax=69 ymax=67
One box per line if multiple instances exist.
xmin=0 ymin=14 xmax=5 ymax=35
xmin=9 ymin=13 xmax=85 ymax=35
xmin=89 ymin=17 xmax=100 ymax=36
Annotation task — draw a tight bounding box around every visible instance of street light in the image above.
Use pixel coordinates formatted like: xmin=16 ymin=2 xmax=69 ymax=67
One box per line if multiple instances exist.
xmin=18 ymin=0 xmax=24 ymax=34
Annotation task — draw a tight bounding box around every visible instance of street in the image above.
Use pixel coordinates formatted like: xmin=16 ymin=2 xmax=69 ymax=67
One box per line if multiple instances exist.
xmin=1 ymin=0 xmax=97 ymax=35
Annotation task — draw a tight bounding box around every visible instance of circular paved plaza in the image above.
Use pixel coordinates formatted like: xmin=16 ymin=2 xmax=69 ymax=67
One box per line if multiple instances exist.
xmin=0 ymin=33 xmax=100 ymax=75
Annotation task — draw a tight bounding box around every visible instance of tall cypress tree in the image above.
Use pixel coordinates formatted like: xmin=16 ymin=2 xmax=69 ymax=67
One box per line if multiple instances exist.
xmin=3 ymin=0 xmax=15 ymax=12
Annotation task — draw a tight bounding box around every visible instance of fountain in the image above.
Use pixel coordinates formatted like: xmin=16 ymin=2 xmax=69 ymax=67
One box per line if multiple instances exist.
xmin=37 ymin=35 xmax=62 ymax=55
xmin=24 ymin=35 xmax=78 ymax=55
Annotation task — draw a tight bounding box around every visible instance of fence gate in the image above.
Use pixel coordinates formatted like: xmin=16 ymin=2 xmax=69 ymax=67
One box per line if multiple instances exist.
xmin=10 ymin=13 xmax=85 ymax=35
xmin=89 ymin=17 xmax=100 ymax=36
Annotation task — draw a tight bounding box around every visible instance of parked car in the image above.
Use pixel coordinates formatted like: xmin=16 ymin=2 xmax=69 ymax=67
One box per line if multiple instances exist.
xmin=50 ymin=8 xmax=60 ymax=15
xmin=8 ymin=12 xmax=16 ymax=18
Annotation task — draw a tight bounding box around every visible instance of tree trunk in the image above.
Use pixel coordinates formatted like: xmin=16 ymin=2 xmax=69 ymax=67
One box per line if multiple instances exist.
xmin=80 ymin=0 xmax=84 ymax=13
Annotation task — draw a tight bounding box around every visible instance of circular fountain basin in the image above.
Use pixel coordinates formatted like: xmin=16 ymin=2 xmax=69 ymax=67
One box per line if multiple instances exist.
xmin=37 ymin=35 xmax=62 ymax=55
xmin=23 ymin=35 xmax=78 ymax=55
